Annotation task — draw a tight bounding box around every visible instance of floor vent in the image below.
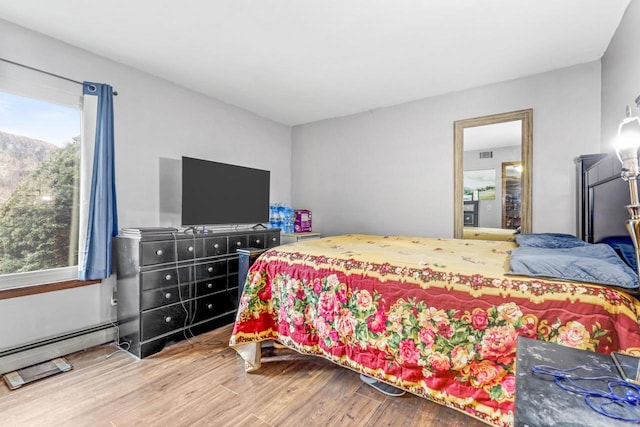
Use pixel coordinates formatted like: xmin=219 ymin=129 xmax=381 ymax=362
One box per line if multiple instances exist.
xmin=3 ymin=357 xmax=72 ymax=390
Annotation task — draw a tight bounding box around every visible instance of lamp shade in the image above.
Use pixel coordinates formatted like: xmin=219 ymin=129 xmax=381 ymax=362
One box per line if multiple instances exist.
xmin=615 ymin=116 xmax=640 ymax=178
xmin=616 ymin=116 xmax=640 ymax=151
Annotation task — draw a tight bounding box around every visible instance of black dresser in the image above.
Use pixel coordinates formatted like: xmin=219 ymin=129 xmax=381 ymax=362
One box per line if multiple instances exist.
xmin=114 ymin=228 xmax=280 ymax=358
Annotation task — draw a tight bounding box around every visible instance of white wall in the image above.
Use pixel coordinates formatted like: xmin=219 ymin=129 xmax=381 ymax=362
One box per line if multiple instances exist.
xmin=292 ymin=62 xmax=602 ymax=238
xmin=0 ymin=19 xmax=292 ymax=350
xmin=602 ymin=0 xmax=640 ymax=153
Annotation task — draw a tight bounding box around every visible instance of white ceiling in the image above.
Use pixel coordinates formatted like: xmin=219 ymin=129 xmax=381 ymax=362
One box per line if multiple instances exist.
xmin=0 ymin=0 xmax=630 ymax=126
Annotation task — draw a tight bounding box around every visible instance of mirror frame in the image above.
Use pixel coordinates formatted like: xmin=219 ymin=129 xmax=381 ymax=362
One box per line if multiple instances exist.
xmin=453 ymin=109 xmax=532 ymax=239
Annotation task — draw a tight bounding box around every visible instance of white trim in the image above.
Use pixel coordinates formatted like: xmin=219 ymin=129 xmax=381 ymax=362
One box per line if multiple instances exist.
xmin=0 ymin=266 xmax=78 ymax=291
xmin=78 ymin=94 xmax=97 ymax=273
xmin=0 ymin=324 xmax=116 ymax=374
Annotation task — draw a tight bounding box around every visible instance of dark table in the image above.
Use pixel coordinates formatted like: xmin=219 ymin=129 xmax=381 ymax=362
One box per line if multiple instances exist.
xmin=515 ymin=337 xmax=639 ymax=426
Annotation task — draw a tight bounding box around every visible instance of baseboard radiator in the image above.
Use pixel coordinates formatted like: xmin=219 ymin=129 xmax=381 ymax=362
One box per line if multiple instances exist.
xmin=0 ymin=323 xmax=116 ymax=374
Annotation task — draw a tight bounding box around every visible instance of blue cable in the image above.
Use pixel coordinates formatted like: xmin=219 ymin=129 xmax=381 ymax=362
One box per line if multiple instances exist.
xmin=531 ymin=364 xmax=640 ymax=423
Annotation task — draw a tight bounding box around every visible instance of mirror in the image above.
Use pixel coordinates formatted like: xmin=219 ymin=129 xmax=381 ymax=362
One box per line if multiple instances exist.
xmin=454 ymin=109 xmax=532 ymax=239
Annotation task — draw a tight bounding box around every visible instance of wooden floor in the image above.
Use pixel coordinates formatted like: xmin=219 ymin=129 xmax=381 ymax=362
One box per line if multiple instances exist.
xmin=0 ymin=325 xmax=488 ymax=427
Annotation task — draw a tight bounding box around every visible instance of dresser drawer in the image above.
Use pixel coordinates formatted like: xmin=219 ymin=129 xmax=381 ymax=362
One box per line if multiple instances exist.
xmin=204 ymin=237 xmax=228 ymax=257
xmin=196 ymin=260 xmax=227 ymax=280
xmin=266 ymin=232 xmax=280 ymax=248
xmin=177 ymin=238 xmax=203 ymax=260
xmin=227 ymin=273 xmax=238 ymax=290
xmin=140 ymin=241 xmax=175 ymax=266
xmin=248 ymin=233 xmax=266 ymax=248
xmin=228 ymin=257 xmax=238 ymax=274
xmin=192 ymin=291 xmax=237 ymax=324
xmin=141 ymin=304 xmax=187 ymax=341
xmin=195 ymin=276 xmax=227 ymax=296
xmin=140 ymin=266 xmax=191 ymax=291
xmin=141 ymin=284 xmax=192 ymax=311
xmin=228 ymin=235 xmax=248 ymax=252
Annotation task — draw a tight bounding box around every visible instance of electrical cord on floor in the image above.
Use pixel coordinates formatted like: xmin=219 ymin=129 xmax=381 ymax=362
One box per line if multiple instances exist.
xmin=105 ymin=320 xmax=131 ymax=359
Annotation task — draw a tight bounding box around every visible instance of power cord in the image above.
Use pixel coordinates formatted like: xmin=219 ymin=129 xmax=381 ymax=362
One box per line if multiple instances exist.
xmin=184 ymin=232 xmax=199 ymax=338
xmin=172 ymin=232 xmax=194 ymax=348
xmin=105 ymin=319 xmax=130 ymax=359
xmin=532 ymin=363 xmax=640 ymax=422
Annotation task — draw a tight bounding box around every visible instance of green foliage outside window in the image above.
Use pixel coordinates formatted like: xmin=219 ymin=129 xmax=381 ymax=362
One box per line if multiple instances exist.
xmin=0 ymin=137 xmax=80 ymax=274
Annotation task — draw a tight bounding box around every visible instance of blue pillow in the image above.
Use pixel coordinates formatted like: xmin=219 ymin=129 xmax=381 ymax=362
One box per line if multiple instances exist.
xmin=508 ymin=244 xmax=638 ymax=289
xmin=515 ymin=233 xmax=590 ymax=249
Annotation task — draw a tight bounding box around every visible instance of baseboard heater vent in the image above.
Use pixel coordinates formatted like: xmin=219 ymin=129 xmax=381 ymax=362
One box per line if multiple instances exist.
xmin=0 ymin=323 xmax=116 ymax=375
xmin=3 ymin=357 xmax=72 ymax=390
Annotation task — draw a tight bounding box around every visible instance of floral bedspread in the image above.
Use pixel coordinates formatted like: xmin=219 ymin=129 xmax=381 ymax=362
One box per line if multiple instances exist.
xmin=229 ymin=235 xmax=640 ymax=427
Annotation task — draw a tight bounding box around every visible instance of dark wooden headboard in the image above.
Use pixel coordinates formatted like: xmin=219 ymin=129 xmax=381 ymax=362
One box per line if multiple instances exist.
xmin=577 ymin=153 xmax=629 ymax=243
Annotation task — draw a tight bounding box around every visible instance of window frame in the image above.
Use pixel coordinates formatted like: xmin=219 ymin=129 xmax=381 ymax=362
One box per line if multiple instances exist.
xmin=0 ymin=69 xmax=88 ymax=292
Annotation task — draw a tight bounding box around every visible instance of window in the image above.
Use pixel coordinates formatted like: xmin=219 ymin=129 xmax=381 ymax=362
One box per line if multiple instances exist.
xmin=0 ymin=89 xmax=82 ymax=288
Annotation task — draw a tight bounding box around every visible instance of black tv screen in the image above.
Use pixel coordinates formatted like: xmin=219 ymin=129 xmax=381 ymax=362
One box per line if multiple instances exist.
xmin=181 ymin=156 xmax=270 ymax=226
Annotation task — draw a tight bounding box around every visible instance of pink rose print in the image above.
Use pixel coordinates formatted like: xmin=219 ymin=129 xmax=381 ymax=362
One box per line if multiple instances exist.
xmin=501 ymin=374 xmax=516 ymax=396
xmin=428 ymin=352 xmax=451 ymax=372
xmin=368 ymin=308 xmax=388 ymax=334
xmin=472 ymin=310 xmax=488 ymax=330
xmin=557 ymin=321 xmax=590 ymax=350
xmin=312 ymin=278 xmax=322 ymax=294
xmin=419 ymin=327 xmax=437 ymax=349
xmin=468 ymin=360 xmax=506 ymax=388
xmin=399 ymin=339 xmax=420 ymax=365
xmin=335 ymin=308 xmax=358 ymax=337
xmin=318 ymin=290 xmax=338 ymax=322
xmin=356 ymin=289 xmax=374 ymax=311
xmin=479 ymin=325 xmax=518 ymax=365
xmin=438 ymin=322 xmax=453 ymax=339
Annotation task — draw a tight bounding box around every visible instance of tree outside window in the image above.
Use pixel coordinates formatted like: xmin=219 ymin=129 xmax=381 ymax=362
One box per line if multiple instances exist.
xmin=0 ymin=90 xmax=81 ymax=275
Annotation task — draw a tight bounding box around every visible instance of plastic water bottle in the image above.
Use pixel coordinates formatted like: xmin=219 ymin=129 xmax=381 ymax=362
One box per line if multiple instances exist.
xmin=269 ymin=204 xmax=279 ymax=228
xmin=277 ymin=204 xmax=286 ymax=230
xmin=284 ymin=206 xmax=295 ymax=233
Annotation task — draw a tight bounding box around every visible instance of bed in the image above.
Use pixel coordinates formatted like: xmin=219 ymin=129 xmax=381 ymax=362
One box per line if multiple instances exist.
xmin=463 ymin=226 xmax=516 ymax=241
xmin=229 ymin=233 xmax=640 ymax=427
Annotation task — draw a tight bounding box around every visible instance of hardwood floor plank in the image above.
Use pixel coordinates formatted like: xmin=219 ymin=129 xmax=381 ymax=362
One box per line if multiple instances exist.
xmin=0 ymin=324 xmax=489 ymax=427
xmin=273 ymin=366 xmax=381 ymax=427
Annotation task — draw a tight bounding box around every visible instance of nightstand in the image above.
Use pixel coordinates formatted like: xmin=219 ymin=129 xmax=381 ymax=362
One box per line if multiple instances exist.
xmin=281 ymin=232 xmax=321 ymax=244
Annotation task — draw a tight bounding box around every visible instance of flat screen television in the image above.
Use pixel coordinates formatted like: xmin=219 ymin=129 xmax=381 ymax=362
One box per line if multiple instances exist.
xmin=181 ymin=156 xmax=270 ymax=227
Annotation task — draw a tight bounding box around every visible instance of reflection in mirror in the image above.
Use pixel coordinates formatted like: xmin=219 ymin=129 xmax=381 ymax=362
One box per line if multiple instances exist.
xmin=453 ymin=109 xmax=532 ymax=240
xmin=502 ymin=161 xmax=522 ymax=229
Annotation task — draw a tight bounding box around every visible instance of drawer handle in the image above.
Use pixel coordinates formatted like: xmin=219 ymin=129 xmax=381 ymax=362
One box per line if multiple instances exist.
xmin=165 ymin=316 xmax=172 ymax=323
xmin=236 ymin=241 xmax=241 ymax=247
xmin=165 ymin=274 xmax=172 ymax=281
xmin=213 ymin=243 xmax=219 ymax=249
xmin=255 ymin=239 xmax=261 ymax=244
xmin=207 ymin=303 xmax=213 ymax=310
xmin=207 ymin=283 xmax=213 ymax=289
xmin=164 ymin=292 xmax=171 ymax=299
xmin=207 ymin=266 xmax=214 ymax=273
xmin=188 ymin=246 xmax=194 ymax=252
xmin=156 ymin=249 xmax=163 ymax=256
xmin=272 ymin=237 xmax=276 ymax=242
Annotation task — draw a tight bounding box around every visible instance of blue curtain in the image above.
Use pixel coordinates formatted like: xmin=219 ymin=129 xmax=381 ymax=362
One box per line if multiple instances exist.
xmin=79 ymin=82 xmax=118 ymax=280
